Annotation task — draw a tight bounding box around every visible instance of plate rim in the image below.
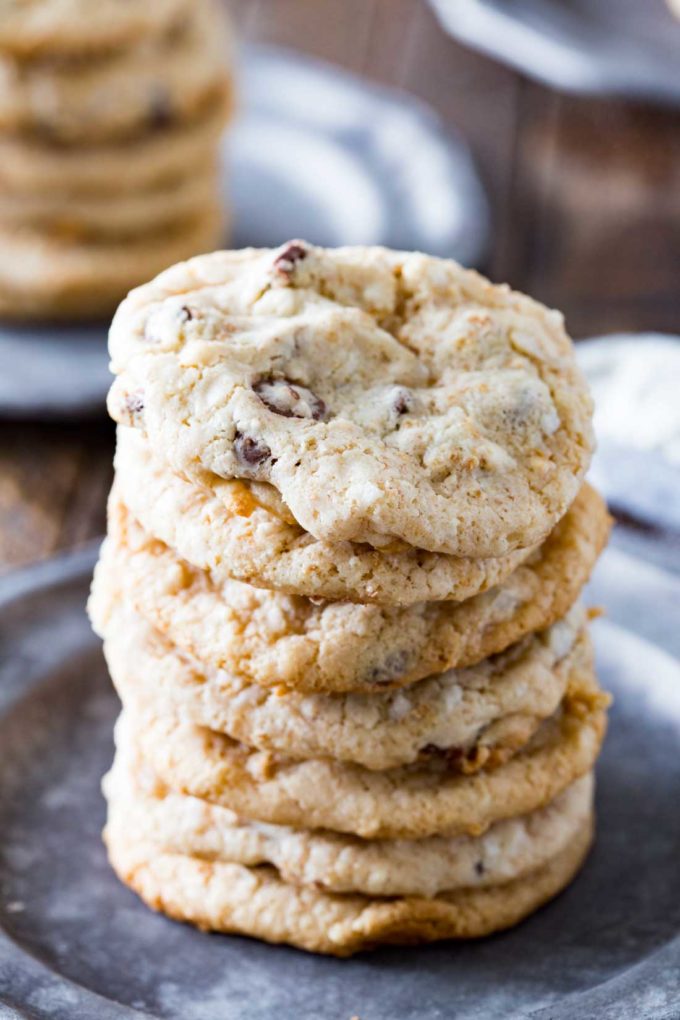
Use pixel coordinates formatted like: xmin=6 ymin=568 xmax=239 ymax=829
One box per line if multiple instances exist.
xmin=0 ymin=544 xmax=678 ymax=1018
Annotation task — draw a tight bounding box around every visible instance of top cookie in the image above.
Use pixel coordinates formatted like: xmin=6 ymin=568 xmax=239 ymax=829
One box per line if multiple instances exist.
xmin=0 ymin=0 xmax=190 ymax=56
xmin=108 ymin=242 xmax=594 ymax=558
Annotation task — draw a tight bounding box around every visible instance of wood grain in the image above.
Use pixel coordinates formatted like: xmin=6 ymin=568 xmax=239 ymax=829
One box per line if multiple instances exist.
xmin=0 ymin=0 xmax=678 ymax=572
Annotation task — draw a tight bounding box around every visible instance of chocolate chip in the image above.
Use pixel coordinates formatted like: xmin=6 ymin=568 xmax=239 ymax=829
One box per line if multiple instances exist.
xmin=149 ymin=86 xmax=174 ymax=130
xmin=254 ymin=378 xmax=327 ymax=421
xmin=392 ymin=387 xmax=414 ymax=415
xmin=474 ymin=860 xmax=485 ymax=876
xmin=273 ymin=242 xmax=308 ymax=275
xmin=179 ymin=305 xmax=194 ymax=323
xmin=421 ymin=744 xmax=465 ymax=764
xmin=369 ymin=650 xmax=410 ymax=685
xmin=234 ymin=431 xmax=272 ymax=468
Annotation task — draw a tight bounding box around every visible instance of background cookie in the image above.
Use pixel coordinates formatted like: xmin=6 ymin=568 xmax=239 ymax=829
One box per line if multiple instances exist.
xmin=0 ymin=165 xmax=220 ymax=238
xmin=0 ymin=205 xmax=224 ymax=320
xmin=0 ymin=91 xmax=229 ymax=194
xmin=0 ymin=0 xmax=192 ymax=57
xmin=0 ymin=0 xmax=232 ymax=142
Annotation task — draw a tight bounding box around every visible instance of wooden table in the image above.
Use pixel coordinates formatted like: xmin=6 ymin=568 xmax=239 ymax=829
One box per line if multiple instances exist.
xmin=1 ymin=0 xmax=678 ymax=572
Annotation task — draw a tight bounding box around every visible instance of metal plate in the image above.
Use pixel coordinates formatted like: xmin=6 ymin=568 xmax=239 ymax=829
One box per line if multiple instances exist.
xmin=429 ymin=0 xmax=680 ymax=104
xmin=0 ymin=543 xmax=678 ymax=1019
xmin=0 ymin=43 xmax=488 ymax=422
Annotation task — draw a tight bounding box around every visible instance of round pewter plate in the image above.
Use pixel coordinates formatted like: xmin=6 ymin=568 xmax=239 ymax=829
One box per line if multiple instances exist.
xmin=0 ymin=43 xmax=488 ymax=422
xmin=429 ymin=0 xmax=680 ymax=105
xmin=0 ymin=544 xmax=678 ymax=1019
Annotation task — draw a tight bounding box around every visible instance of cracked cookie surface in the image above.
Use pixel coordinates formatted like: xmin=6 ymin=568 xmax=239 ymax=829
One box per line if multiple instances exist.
xmin=95 ymin=483 xmax=609 ymax=692
xmin=105 ymin=731 xmax=594 ymax=899
xmin=107 ymin=241 xmax=594 ymax=557
xmin=94 ymin=586 xmax=587 ymax=772
xmin=120 ymin=659 xmax=608 ymax=840
xmin=112 ymin=429 xmax=537 ymax=605
xmin=105 ymin=808 xmax=593 ymax=955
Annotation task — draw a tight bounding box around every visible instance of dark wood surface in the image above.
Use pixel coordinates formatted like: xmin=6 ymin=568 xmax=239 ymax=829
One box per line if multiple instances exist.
xmin=1 ymin=0 xmax=678 ymax=573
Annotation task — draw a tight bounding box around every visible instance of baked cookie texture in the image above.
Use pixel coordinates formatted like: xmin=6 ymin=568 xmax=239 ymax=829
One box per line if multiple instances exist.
xmin=0 ymin=205 xmax=225 ymax=320
xmin=0 ymin=1 xmax=232 ymax=142
xmin=0 ymin=0 xmax=191 ymax=57
xmin=105 ymin=732 xmax=594 ymax=900
xmin=107 ymin=241 xmax=594 ymax=557
xmin=0 ymin=0 xmax=232 ymax=320
xmin=105 ymin=815 xmax=594 ymax=956
xmin=117 ymin=665 xmax=607 ymax=840
xmin=0 ymin=165 xmax=221 ymax=238
xmin=0 ymin=93 xmax=228 ymax=194
xmin=113 ymin=428 xmax=538 ymax=605
xmin=94 ymin=482 xmax=610 ymax=692
xmin=94 ymin=589 xmax=588 ymax=771
xmin=90 ymin=242 xmax=611 ymax=954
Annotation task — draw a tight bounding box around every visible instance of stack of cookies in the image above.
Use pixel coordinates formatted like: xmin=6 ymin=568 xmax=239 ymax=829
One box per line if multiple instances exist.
xmin=0 ymin=0 xmax=232 ymax=320
xmin=89 ymin=241 xmax=611 ymax=955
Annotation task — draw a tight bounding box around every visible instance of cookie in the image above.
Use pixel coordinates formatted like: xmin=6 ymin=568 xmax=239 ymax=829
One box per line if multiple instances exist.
xmin=112 ymin=429 xmax=537 ymax=605
xmin=0 ymin=89 xmax=229 ymax=195
xmin=122 ymin=661 xmax=608 ymax=839
xmin=0 ymin=0 xmax=191 ymax=57
xmin=0 ymin=203 xmax=225 ymax=321
xmin=0 ymin=1 xmax=232 ymax=143
xmin=104 ymin=733 xmax=594 ymax=899
xmin=95 ymin=588 xmax=587 ymax=771
xmin=96 ymin=483 xmax=609 ymax=693
xmin=0 ymin=164 xmax=220 ymax=239
xmin=107 ymin=241 xmax=594 ymax=557
xmin=104 ymin=811 xmax=593 ymax=955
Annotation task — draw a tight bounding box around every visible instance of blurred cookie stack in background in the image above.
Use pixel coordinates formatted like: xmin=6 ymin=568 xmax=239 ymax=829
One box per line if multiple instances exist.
xmin=0 ymin=0 xmax=232 ymax=320
xmin=90 ymin=241 xmax=612 ymax=955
